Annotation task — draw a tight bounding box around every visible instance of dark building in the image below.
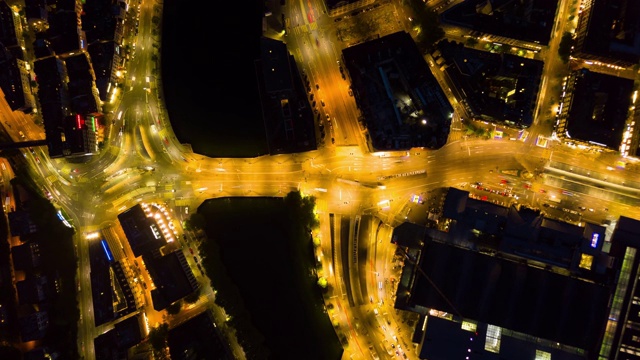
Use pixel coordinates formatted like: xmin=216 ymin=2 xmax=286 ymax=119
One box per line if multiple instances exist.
xmin=18 ymin=310 xmax=49 ymax=342
xmin=144 ymin=250 xmax=199 ymax=311
xmin=16 ymin=275 xmax=50 ymax=305
xmin=88 ymin=236 xmax=116 ymax=326
xmin=88 ymin=237 xmax=138 ymax=327
xmin=391 ymin=187 xmax=634 ymax=359
xmin=556 ymin=68 xmax=634 ymax=152
xmin=441 ymin=0 xmax=558 ymax=46
xmin=0 ymin=1 xmax=36 ymax=113
xmin=0 ymin=1 xmax=19 ymax=48
xmin=167 ymin=310 xmax=235 ymax=360
xmin=117 ymin=204 xmax=198 ymax=311
xmin=93 ymin=314 xmax=145 ymax=360
xmin=80 ymin=0 xmax=126 ymax=45
xmin=602 ymin=216 xmax=640 ymax=359
xmin=33 ymin=55 xmax=68 ymax=158
xmin=573 ymin=0 xmax=640 ymax=68
xmin=8 ymin=209 xmax=38 ymax=236
xmin=64 ymin=52 xmax=100 ymax=114
xmin=117 ymin=204 xmax=167 ymax=258
xmin=24 ymin=0 xmax=47 ymax=28
xmin=435 ymin=39 xmax=543 ymax=128
xmin=11 ymin=242 xmax=42 ymax=271
xmin=46 ymin=9 xmax=81 ymax=56
xmin=23 ymin=347 xmax=59 ymax=360
xmin=343 ymin=31 xmax=453 ymax=151
xmin=86 ymin=40 xmax=119 ymax=102
xmin=257 ymin=36 xmax=317 ymax=154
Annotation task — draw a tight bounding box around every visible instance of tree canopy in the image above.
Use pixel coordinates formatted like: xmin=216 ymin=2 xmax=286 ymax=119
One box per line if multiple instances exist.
xmin=558 ymin=32 xmax=574 ymax=63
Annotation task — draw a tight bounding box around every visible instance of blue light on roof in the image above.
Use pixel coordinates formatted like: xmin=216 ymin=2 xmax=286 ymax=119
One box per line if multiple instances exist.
xmin=590 ymin=233 xmax=599 ymax=248
xmin=101 ymin=239 xmax=113 ymax=261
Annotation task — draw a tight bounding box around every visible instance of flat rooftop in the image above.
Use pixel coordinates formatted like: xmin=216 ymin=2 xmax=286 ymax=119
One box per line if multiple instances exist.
xmin=441 ymin=0 xmax=558 ymax=45
xmin=412 ymin=239 xmax=610 ymax=351
xmin=564 ymin=69 xmax=633 ymax=149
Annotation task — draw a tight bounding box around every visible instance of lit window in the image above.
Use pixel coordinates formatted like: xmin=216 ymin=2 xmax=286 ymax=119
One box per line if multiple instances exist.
xmin=535 ymin=350 xmax=551 ymax=360
xmin=485 ymin=325 xmax=501 ymax=353
xmin=579 ymin=253 xmax=593 ymax=270
xmin=461 ymin=320 xmax=477 ymax=332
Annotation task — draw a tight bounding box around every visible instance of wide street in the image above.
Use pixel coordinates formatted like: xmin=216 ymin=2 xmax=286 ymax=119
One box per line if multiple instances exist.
xmin=1 ymin=0 xmax=640 ymax=359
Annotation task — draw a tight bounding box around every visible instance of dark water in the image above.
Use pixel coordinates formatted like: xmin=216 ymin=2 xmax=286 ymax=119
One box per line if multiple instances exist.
xmin=160 ymin=0 xmax=268 ymax=157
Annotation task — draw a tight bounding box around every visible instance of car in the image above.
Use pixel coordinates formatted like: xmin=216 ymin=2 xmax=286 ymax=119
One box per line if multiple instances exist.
xmin=331 ymin=138 xmax=335 ymax=144
xmin=315 ymin=84 xmax=320 ymax=90
xmin=326 ymin=114 xmax=330 ymax=121
xmin=189 ymin=248 xmax=194 ymax=254
xmin=578 ymin=206 xmax=586 ymax=211
xmin=321 ymin=100 xmax=325 ymax=107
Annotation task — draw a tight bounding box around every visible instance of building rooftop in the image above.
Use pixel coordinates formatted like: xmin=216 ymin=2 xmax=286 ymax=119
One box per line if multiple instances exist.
xmin=343 ymin=31 xmax=452 ymax=151
xmin=435 ymin=40 xmax=543 ymax=128
xmin=145 ymin=250 xmax=198 ymax=311
xmin=441 ymin=0 xmax=558 ymax=45
xmin=559 ymin=69 xmax=634 ymax=149
xmin=574 ymin=0 xmax=640 ymax=67
xmin=412 ymin=238 xmax=609 ymax=352
xmin=257 ymin=36 xmax=317 ymax=154
xmin=117 ymin=204 xmax=167 ymax=258
xmin=168 ymin=310 xmax=235 ymax=360
xmin=393 ymin=187 xmax=625 ymax=357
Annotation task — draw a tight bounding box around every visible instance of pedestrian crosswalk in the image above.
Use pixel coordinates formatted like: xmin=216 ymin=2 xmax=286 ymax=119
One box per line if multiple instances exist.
xmin=287 ymin=22 xmax=318 ymax=35
xmin=447 ymin=129 xmax=464 ymax=143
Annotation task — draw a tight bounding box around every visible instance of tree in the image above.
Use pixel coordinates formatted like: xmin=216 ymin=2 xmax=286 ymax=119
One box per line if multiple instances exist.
xmin=558 ymin=32 xmax=574 ymax=63
xmin=166 ymin=301 xmax=182 ymax=315
xmin=184 ymin=212 xmax=206 ymax=230
xmin=148 ymin=323 xmax=169 ymax=352
xmin=184 ymin=287 xmax=201 ymax=304
xmin=465 ymin=37 xmax=479 ymax=47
